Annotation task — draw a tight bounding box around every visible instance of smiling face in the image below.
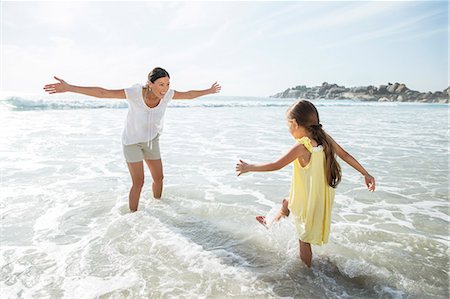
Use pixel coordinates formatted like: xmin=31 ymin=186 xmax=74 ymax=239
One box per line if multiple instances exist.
xmin=148 ymin=76 xmax=170 ymax=99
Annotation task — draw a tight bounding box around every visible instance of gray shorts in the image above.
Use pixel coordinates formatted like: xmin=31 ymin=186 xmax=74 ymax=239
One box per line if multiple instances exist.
xmin=123 ymin=135 xmax=161 ymax=163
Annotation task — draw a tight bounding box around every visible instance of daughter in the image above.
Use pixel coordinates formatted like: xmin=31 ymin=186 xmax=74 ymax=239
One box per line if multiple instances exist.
xmin=236 ymin=100 xmax=375 ymax=267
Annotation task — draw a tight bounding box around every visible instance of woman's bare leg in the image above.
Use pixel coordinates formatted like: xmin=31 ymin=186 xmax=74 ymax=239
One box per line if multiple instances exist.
xmin=127 ymin=161 xmax=145 ymax=212
xmin=145 ymin=159 xmax=164 ymax=199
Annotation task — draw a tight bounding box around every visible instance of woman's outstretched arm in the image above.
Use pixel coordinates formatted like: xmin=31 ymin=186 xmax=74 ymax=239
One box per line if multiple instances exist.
xmin=43 ymin=76 xmax=126 ymax=99
xmin=173 ymin=82 xmax=221 ymax=100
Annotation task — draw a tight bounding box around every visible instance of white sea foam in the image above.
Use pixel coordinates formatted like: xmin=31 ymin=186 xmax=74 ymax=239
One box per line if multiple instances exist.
xmin=1 ymin=97 xmax=448 ymax=298
xmin=1 ymin=94 xmax=434 ymax=111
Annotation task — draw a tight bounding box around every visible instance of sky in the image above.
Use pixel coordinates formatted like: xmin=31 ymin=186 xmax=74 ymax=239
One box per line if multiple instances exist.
xmin=1 ymin=0 xmax=448 ymax=97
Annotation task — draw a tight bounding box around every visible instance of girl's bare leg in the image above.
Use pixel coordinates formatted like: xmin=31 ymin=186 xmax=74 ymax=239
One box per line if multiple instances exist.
xmin=299 ymin=240 xmax=312 ymax=267
xmin=256 ymin=198 xmax=290 ymax=227
xmin=275 ymin=199 xmax=290 ymax=221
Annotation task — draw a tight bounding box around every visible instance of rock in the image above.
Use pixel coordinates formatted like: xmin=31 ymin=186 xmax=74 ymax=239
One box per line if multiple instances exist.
xmin=318 ymin=87 xmax=327 ymax=96
xmin=410 ymin=95 xmax=421 ymax=102
xmin=431 ymin=91 xmax=444 ymax=99
xmin=357 ymin=95 xmax=377 ymax=101
xmin=341 ymin=92 xmax=355 ymax=99
xmin=281 ymin=89 xmax=302 ymax=98
xmin=378 ymin=85 xmax=388 ymax=94
xmin=327 ymin=87 xmax=348 ymax=94
xmin=272 ymin=82 xmax=449 ymax=103
xmin=351 ymin=86 xmax=369 ymax=93
xmin=395 ymin=83 xmax=408 ymax=93
xmin=293 ymin=85 xmax=308 ymax=92
xmin=367 ymin=85 xmax=377 ymax=95
xmin=424 ymin=92 xmax=433 ymax=98
xmin=445 ymin=87 xmax=450 ymax=97
xmin=387 ymin=83 xmax=399 ymax=93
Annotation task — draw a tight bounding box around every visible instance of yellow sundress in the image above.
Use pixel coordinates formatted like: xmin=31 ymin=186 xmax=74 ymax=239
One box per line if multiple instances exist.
xmin=288 ymin=137 xmax=335 ymax=245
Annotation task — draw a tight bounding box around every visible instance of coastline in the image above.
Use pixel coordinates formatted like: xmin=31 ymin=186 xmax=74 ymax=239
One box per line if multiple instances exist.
xmin=272 ymin=82 xmax=450 ymax=104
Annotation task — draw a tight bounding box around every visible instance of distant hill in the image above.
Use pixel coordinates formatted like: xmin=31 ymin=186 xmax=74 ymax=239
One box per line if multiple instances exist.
xmin=271 ymin=82 xmax=449 ymax=103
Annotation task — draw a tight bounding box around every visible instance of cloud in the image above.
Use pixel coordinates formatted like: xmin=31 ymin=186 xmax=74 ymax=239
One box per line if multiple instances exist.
xmin=31 ymin=2 xmax=88 ymax=29
xmin=167 ymin=2 xmax=210 ymax=31
xmin=164 ymin=20 xmax=232 ymax=64
xmin=2 ymin=42 xmax=159 ymax=93
xmin=270 ymin=1 xmax=405 ymax=38
xmin=1 ymin=1 xmax=447 ymax=95
xmin=392 ymin=26 xmax=449 ymax=43
xmin=317 ymin=8 xmax=446 ymax=50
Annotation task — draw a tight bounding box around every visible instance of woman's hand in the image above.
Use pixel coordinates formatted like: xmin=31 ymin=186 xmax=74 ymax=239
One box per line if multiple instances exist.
xmin=236 ymin=159 xmax=251 ymax=176
xmin=364 ymin=174 xmax=376 ymax=192
xmin=43 ymin=76 xmax=71 ymax=94
xmin=208 ymin=82 xmax=221 ymax=95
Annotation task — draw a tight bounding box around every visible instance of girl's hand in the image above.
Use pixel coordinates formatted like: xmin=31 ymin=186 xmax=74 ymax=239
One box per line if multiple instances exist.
xmin=364 ymin=174 xmax=376 ymax=192
xmin=43 ymin=76 xmax=71 ymax=94
xmin=236 ymin=159 xmax=250 ymax=176
xmin=209 ymin=82 xmax=221 ymax=94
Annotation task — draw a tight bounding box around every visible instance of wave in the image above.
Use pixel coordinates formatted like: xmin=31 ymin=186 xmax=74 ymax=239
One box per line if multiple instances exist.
xmin=2 ymin=96 xmax=128 ymax=110
xmin=1 ymin=95 xmax=401 ymax=111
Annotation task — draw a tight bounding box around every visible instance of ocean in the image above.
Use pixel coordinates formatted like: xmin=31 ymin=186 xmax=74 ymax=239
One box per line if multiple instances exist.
xmin=1 ymin=94 xmax=448 ymax=298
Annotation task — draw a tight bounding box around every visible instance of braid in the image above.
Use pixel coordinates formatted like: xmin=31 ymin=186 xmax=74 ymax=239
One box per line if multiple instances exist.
xmin=309 ymin=124 xmax=341 ymax=188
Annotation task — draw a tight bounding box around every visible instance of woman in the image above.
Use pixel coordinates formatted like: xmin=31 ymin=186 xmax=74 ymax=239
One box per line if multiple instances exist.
xmin=44 ymin=67 xmax=221 ymax=212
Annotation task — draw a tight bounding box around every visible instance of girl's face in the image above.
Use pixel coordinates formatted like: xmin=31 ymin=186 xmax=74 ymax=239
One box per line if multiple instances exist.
xmin=287 ymin=118 xmax=299 ymax=138
xmin=287 ymin=118 xmax=307 ymax=139
xmin=148 ymin=76 xmax=170 ymax=99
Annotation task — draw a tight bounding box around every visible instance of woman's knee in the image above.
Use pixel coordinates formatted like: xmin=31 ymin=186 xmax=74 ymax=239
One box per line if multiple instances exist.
xmin=132 ymin=177 xmax=145 ymax=189
xmin=153 ymin=175 xmax=164 ymax=184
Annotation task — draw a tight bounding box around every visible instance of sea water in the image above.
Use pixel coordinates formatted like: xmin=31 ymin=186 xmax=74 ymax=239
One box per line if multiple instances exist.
xmin=0 ymin=94 xmax=448 ymax=298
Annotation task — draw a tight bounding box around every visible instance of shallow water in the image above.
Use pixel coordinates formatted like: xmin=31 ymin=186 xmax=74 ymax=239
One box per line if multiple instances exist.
xmin=1 ymin=96 xmax=449 ymax=298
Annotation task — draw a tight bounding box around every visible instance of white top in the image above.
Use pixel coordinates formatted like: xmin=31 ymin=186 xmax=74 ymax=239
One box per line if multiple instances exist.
xmin=122 ymin=84 xmax=174 ymax=145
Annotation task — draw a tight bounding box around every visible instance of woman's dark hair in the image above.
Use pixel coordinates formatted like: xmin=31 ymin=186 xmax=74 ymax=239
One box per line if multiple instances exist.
xmin=148 ymin=67 xmax=170 ymax=83
xmin=287 ymin=100 xmax=342 ymax=188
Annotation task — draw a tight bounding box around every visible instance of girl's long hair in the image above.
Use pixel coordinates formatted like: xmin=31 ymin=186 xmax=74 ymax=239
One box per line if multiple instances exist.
xmin=287 ymin=100 xmax=342 ymax=188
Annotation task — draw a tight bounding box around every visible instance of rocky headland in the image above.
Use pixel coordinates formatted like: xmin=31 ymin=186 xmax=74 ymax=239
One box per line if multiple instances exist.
xmin=272 ymin=82 xmax=449 ymax=103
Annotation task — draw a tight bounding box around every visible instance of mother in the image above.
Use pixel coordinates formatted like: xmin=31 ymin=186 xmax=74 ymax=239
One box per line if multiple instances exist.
xmin=44 ymin=67 xmax=221 ymax=211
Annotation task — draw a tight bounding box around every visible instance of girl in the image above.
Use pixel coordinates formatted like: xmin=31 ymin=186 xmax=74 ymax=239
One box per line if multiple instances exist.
xmin=44 ymin=67 xmax=221 ymax=212
xmin=236 ymin=100 xmax=375 ymax=267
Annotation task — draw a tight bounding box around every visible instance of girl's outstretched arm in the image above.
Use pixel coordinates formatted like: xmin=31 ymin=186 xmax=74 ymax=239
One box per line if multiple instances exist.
xmin=43 ymin=76 xmax=126 ymax=99
xmin=236 ymin=143 xmax=309 ymax=176
xmin=173 ymin=82 xmax=221 ymax=100
xmin=328 ymin=134 xmax=376 ymax=192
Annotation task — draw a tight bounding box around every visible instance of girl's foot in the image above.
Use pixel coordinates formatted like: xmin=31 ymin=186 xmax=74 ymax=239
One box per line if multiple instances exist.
xmin=256 ymin=199 xmax=290 ymax=229
xmin=256 ymin=216 xmax=268 ymax=228
xmin=280 ymin=199 xmax=290 ymax=217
